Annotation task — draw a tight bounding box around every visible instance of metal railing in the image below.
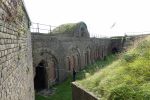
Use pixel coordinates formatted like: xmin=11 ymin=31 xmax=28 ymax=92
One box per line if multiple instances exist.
xmin=30 ymin=22 xmax=57 ymax=33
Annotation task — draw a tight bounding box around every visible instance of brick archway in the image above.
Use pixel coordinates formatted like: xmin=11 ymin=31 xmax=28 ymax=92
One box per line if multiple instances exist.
xmin=34 ymin=51 xmax=59 ymax=90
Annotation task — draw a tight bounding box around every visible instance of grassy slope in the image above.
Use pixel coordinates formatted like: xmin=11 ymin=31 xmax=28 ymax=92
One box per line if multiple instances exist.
xmin=76 ymin=36 xmax=150 ymax=100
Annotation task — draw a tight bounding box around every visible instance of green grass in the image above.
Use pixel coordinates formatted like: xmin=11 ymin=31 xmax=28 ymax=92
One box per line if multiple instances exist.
xmin=76 ymin=36 xmax=150 ymax=100
xmin=35 ymin=77 xmax=72 ymax=100
xmin=76 ymin=55 xmax=118 ymax=80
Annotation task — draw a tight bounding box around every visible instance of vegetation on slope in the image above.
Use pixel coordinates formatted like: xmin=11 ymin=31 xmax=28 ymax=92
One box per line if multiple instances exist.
xmin=52 ymin=23 xmax=77 ymax=34
xmin=76 ymin=36 xmax=150 ymax=100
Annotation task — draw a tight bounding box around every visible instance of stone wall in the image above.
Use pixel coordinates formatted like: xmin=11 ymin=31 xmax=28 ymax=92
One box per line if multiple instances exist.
xmin=31 ymin=23 xmax=149 ymax=92
xmin=32 ymin=32 xmax=149 ymax=90
xmin=72 ymin=83 xmax=98 ymax=100
xmin=0 ymin=0 xmax=34 ymax=100
xmin=31 ymin=33 xmax=112 ymax=90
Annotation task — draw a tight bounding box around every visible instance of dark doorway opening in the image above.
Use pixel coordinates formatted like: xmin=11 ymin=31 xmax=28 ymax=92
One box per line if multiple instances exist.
xmin=34 ymin=61 xmax=47 ymax=91
xmin=112 ymin=47 xmax=118 ymax=54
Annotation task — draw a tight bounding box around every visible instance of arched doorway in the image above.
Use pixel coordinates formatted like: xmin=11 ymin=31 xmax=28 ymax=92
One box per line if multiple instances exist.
xmin=67 ymin=47 xmax=81 ymax=71
xmin=34 ymin=60 xmax=47 ymax=91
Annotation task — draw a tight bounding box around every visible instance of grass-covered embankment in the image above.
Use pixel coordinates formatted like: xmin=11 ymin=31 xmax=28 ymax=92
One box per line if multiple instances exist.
xmin=76 ymin=36 xmax=150 ymax=100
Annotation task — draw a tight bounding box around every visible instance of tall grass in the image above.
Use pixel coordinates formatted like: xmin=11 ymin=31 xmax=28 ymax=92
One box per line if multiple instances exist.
xmin=76 ymin=36 xmax=150 ymax=100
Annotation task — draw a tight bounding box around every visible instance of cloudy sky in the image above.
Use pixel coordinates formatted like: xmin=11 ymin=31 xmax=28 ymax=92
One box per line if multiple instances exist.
xmin=24 ymin=0 xmax=150 ymax=37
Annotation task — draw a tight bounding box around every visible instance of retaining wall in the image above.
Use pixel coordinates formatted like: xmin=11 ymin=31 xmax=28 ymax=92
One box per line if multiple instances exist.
xmin=72 ymin=83 xmax=99 ymax=100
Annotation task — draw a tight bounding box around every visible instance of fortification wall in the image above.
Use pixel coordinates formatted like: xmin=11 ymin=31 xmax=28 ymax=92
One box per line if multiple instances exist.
xmin=32 ymin=30 xmax=149 ymax=91
xmin=31 ymin=33 xmax=112 ymax=88
xmin=0 ymin=1 xmax=34 ymax=100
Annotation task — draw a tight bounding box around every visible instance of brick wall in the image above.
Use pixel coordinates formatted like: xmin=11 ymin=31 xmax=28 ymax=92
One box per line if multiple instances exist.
xmin=0 ymin=1 xmax=34 ymax=100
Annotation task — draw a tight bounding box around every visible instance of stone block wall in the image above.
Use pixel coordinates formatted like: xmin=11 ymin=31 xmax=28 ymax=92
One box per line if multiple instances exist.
xmin=0 ymin=0 xmax=34 ymax=100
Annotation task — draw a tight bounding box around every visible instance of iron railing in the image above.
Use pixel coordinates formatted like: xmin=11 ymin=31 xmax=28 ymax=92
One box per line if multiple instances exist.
xmin=30 ymin=22 xmax=57 ymax=33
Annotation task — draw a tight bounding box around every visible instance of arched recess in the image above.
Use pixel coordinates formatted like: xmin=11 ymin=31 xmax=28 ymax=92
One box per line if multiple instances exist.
xmin=97 ymin=45 xmax=100 ymax=60
xmin=34 ymin=51 xmax=59 ymax=91
xmin=74 ymin=22 xmax=90 ymax=38
xmin=85 ymin=46 xmax=91 ymax=65
xmin=84 ymin=52 xmax=87 ymax=66
xmin=94 ymin=50 xmax=96 ymax=60
xmin=101 ymin=45 xmax=105 ymax=59
xmin=66 ymin=47 xmax=81 ymax=71
xmin=90 ymin=50 xmax=94 ymax=63
xmin=98 ymin=46 xmax=102 ymax=59
xmin=96 ymin=48 xmax=99 ymax=59
xmin=47 ymin=55 xmax=58 ymax=85
xmin=93 ymin=48 xmax=96 ymax=61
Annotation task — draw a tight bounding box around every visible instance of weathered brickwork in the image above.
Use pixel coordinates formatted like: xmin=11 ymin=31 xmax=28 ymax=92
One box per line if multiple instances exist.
xmin=0 ymin=0 xmax=148 ymax=99
xmin=0 ymin=0 xmax=34 ymax=100
xmin=31 ymin=32 xmax=112 ymax=91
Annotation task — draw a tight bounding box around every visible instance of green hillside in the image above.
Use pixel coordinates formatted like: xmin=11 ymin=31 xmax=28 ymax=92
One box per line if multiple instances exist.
xmin=76 ymin=36 xmax=150 ymax=100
